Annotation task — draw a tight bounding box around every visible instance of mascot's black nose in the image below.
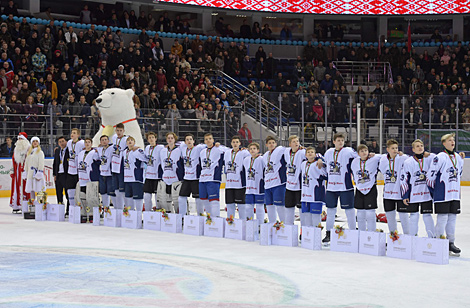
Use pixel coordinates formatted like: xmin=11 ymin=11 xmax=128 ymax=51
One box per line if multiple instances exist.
xmin=96 ymin=98 xmax=102 ymax=103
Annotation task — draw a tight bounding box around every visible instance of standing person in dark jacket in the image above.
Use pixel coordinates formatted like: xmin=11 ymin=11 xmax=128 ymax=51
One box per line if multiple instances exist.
xmin=53 ymin=136 xmax=69 ymax=208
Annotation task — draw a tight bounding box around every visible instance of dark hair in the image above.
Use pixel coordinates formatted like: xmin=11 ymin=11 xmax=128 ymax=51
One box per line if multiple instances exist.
xmin=57 ymin=136 xmax=66 ymax=142
xmin=116 ymin=123 xmax=125 ymax=129
xmin=231 ymin=135 xmax=241 ymax=142
xmin=185 ymin=133 xmax=195 ymax=140
xmin=100 ymin=135 xmax=109 ymax=140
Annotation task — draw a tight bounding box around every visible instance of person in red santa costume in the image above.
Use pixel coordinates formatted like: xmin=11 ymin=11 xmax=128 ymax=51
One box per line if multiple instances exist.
xmin=9 ymin=132 xmax=31 ymax=212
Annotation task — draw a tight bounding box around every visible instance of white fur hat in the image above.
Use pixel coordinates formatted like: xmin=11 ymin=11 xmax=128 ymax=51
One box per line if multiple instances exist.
xmin=31 ymin=136 xmax=40 ymax=144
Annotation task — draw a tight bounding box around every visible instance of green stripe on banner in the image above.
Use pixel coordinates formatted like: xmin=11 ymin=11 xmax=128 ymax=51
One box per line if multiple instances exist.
xmin=416 ymin=129 xmax=470 ymax=151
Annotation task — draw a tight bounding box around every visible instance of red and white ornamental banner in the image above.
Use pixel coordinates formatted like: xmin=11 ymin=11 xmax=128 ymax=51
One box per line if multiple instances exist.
xmin=155 ymin=0 xmax=470 ymax=15
xmin=0 ymin=158 xmax=54 ymax=192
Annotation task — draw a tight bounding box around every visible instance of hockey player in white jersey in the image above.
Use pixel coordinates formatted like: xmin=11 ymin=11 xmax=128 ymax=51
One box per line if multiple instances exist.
xmin=111 ymin=123 xmax=128 ymax=209
xmin=351 ymin=144 xmax=383 ymax=232
xmin=224 ymin=135 xmax=250 ymax=220
xmin=284 ymin=135 xmax=307 ymax=225
xmin=157 ymin=132 xmax=184 ymax=213
xmin=77 ymin=138 xmax=100 ymax=216
xmin=427 ymin=133 xmax=465 ymax=255
xmin=122 ymin=136 xmax=147 ymax=211
xmin=300 ymin=147 xmax=327 ymax=228
xmin=378 ymin=139 xmax=409 ymax=234
xmin=243 ymin=142 xmax=265 ymax=223
xmin=178 ymin=133 xmax=206 ymax=216
xmin=95 ymin=135 xmax=115 ymax=209
xmin=322 ymin=133 xmax=358 ymax=243
xmin=263 ymin=135 xmax=288 ymax=223
xmin=143 ymin=132 xmax=164 ymax=212
xmin=65 ymin=128 xmax=85 ymax=208
xmin=401 ymin=139 xmax=436 ymax=237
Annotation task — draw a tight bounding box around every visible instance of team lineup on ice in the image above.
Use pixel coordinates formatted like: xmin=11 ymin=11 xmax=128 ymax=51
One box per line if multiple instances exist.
xmin=2 ymin=88 xmax=470 ymax=308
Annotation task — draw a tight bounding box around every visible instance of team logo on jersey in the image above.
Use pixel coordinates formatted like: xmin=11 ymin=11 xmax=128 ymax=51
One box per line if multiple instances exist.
xmin=70 ymin=152 xmax=76 ymax=159
xmin=329 ymin=162 xmax=341 ymax=174
xmin=203 ymin=158 xmax=211 ymax=168
xmin=184 ymin=157 xmax=192 ymax=167
xmin=147 ymin=157 xmax=154 ymax=167
xmin=124 ymin=159 xmax=130 ymax=169
xmin=414 ymin=171 xmax=426 ymax=183
xmin=100 ymin=155 xmax=107 ymax=166
xmin=266 ymin=161 xmax=274 ymax=173
xmin=248 ymin=168 xmax=255 ymax=180
xmin=78 ymin=160 xmax=87 ymax=171
xmin=433 ymin=157 xmax=439 ymax=165
xmin=227 ymin=161 xmax=237 ymax=173
xmin=356 ymin=170 xmax=370 ymax=184
xmin=385 ymin=170 xmax=397 ymax=183
xmin=302 ymin=174 xmax=309 ymax=186
xmin=164 ymin=158 xmax=173 ymax=170
xmin=447 ymin=166 xmax=458 ymax=181
xmin=288 ymin=164 xmax=296 ymax=175
xmin=114 ymin=145 xmax=120 ymax=155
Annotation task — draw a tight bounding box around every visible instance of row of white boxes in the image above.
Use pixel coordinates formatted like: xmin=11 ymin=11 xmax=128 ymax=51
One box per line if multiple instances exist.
xmin=37 ymin=204 xmax=449 ymax=265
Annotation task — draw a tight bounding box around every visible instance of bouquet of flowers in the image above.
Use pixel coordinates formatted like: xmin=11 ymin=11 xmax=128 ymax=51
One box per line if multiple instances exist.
xmin=205 ymin=213 xmax=213 ymax=225
xmin=321 ymin=210 xmax=327 ymax=221
xmin=123 ymin=206 xmax=131 ymax=217
xmin=104 ymin=206 xmax=111 ymax=217
xmin=161 ymin=208 xmax=169 ymax=221
xmin=439 ymin=235 xmax=447 ymax=239
xmin=317 ymin=223 xmax=324 ymax=230
xmin=389 ymin=230 xmax=400 ymax=242
xmin=226 ymin=215 xmax=234 ymax=225
xmin=334 ymin=225 xmax=344 ymax=238
xmin=376 ymin=228 xmax=384 ymax=233
xmin=42 ymin=203 xmax=47 ymax=211
xmin=273 ymin=220 xmax=284 ymax=232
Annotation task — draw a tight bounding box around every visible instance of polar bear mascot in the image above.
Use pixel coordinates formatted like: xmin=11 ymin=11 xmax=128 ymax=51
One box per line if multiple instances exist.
xmin=93 ymin=88 xmax=145 ymax=149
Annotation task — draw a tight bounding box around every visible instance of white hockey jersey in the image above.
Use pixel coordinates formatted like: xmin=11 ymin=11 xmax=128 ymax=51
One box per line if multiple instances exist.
xmin=427 ymin=151 xmax=464 ymax=203
xmin=300 ymin=160 xmax=327 ymax=203
xmin=378 ymin=154 xmax=409 ymax=200
xmin=145 ymin=144 xmax=164 ymax=180
xmin=350 ymin=155 xmax=382 ymax=195
xmin=243 ymin=155 xmax=265 ymax=195
xmin=95 ymin=145 xmax=114 ymax=177
xmin=284 ymin=148 xmax=307 ymax=191
xmin=160 ymin=146 xmax=184 ymax=185
xmin=224 ymin=148 xmax=250 ymax=189
xmin=199 ymin=145 xmax=226 ymax=183
xmin=77 ymin=149 xmax=100 ymax=186
xmin=66 ymin=139 xmax=85 ymax=175
xmin=263 ymin=146 xmax=287 ymax=190
xmin=111 ymin=135 xmax=128 ymax=173
xmin=179 ymin=144 xmax=206 ymax=180
xmin=400 ymin=154 xmax=436 ymax=203
xmin=323 ymin=147 xmax=358 ymax=192
xmin=122 ymin=147 xmax=147 ymax=183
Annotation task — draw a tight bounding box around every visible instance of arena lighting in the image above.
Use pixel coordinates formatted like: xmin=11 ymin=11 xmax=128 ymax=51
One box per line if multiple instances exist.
xmin=153 ymin=0 xmax=470 ymax=15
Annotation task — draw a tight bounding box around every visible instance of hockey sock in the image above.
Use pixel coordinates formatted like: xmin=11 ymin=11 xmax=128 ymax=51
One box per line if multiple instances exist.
xmin=345 ymin=208 xmax=356 ymax=230
xmin=446 ymin=214 xmax=457 ymax=242
xmin=311 ymin=213 xmax=321 ymax=228
xmin=67 ymin=189 xmax=76 ymax=206
xmin=195 ymin=198 xmax=204 ymax=215
xmin=144 ymin=193 xmax=153 ymax=211
xmin=266 ymin=205 xmax=277 ymax=223
xmin=110 ymin=195 xmax=117 ymax=209
xmin=125 ymin=197 xmax=135 ymax=210
xmin=276 ymin=206 xmax=285 ymax=222
xmin=116 ymin=191 xmax=125 ymax=209
xmin=423 ymin=213 xmax=435 ymax=238
xmin=326 ymin=207 xmax=337 ymax=231
xmin=357 ymin=209 xmax=366 ymax=231
xmin=398 ymin=212 xmax=410 ymax=234
xmin=134 ymin=199 xmax=143 ymax=212
xmin=245 ymin=204 xmax=254 ymax=220
xmin=209 ymin=200 xmax=220 ymax=217
xmin=300 ymin=212 xmax=310 ymax=227
xmin=285 ymin=207 xmax=295 ymax=225
xmin=238 ymin=204 xmax=246 ymax=220
xmin=256 ymin=204 xmax=264 ymax=222
xmin=385 ymin=210 xmax=398 ymax=233
xmin=178 ymin=196 xmax=188 ymax=215
xmin=101 ymin=194 xmax=110 ymax=207
xmin=226 ymin=203 xmax=236 ymax=218
xmin=409 ymin=212 xmax=419 ymax=236
xmin=366 ymin=209 xmax=376 ymax=231
xmin=154 ymin=193 xmax=159 ymax=210
xmin=435 ymin=214 xmax=448 ymax=239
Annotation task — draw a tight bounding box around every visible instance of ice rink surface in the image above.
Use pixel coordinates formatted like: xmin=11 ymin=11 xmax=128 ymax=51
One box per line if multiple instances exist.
xmin=1 ymin=186 xmax=469 ymax=308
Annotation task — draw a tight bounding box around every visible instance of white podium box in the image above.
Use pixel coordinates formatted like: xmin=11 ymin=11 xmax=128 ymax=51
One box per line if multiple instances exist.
xmin=35 ymin=202 xmax=47 ymax=221
xmin=224 ymin=219 xmax=246 ymax=240
xmin=330 ymin=229 xmax=359 ymax=253
xmin=183 ymin=215 xmax=204 ymax=236
xmin=386 ymin=234 xmax=415 ymax=260
xmin=301 ymin=226 xmax=322 ymax=250
xmin=143 ymin=211 xmax=162 ymax=231
xmin=121 ymin=210 xmax=143 ymax=229
xmin=203 ymin=217 xmax=225 ymax=238
xmin=415 ymin=237 xmax=449 ymax=265
xmin=68 ymin=205 xmax=81 ymax=224
xmin=359 ymin=231 xmax=386 ymax=256
xmin=272 ymin=224 xmax=298 ymax=247
xmin=92 ymin=207 xmax=101 ymax=226
xmin=161 ymin=213 xmax=183 ymax=233
xmin=47 ymin=204 xmax=65 ymax=222
xmin=103 ymin=208 xmax=122 ymax=227
xmin=260 ymin=223 xmax=274 ymax=246
xmin=245 ymin=219 xmax=260 ymax=242
xmin=21 ymin=200 xmax=29 ymax=213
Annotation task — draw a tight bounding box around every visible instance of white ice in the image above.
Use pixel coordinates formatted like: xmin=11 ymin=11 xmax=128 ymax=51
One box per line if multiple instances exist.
xmin=0 ymin=186 xmax=469 ymax=308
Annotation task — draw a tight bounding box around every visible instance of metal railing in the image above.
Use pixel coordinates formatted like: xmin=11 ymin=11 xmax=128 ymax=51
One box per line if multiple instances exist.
xmin=332 ymin=61 xmax=393 ymax=88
